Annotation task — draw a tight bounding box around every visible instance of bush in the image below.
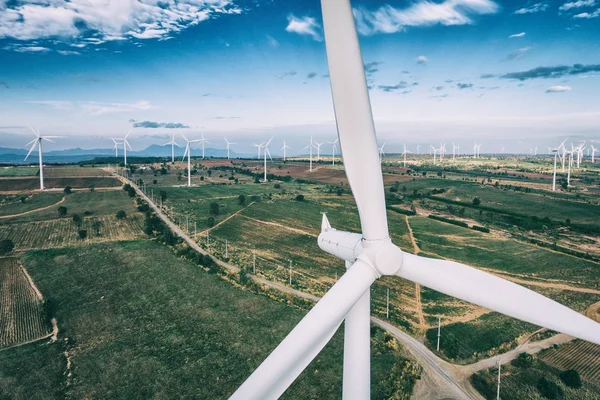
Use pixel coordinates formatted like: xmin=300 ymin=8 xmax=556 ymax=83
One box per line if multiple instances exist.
xmin=57 ymin=206 xmax=67 ymax=218
xmin=472 ymin=225 xmax=490 ymax=233
xmin=78 ymin=229 xmax=87 ymax=240
xmin=274 ymin=183 xmax=281 ymax=189
xmin=470 ymin=373 xmax=496 ymax=400
xmin=239 ymin=268 xmax=249 ymax=285
xmin=511 ymin=352 xmax=533 ymax=368
xmin=472 ymin=197 xmax=481 ymax=206
xmin=127 ymin=186 xmax=136 ymax=198
xmin=160 ymin=190 xmax=167 ymax=202
xmin=116 ymin=210 xmax=127 ymax=220
xmin=209 ymin=202 xmax=220 ymax=215
xmin=137 ymin=204 xmax=150 ymax=213
xmin=388 ymin=206 xmax=416 ymax=216
xmin=296 ymin=194 xmax=305 ymax=202
xmin=0 ymin=239 xmax=15 ymax=255
xmin=207 ymin=216 xmax=215 ymax=227
xmin=559 ymin=369 xmax=581 ymax=389
xmin=537 ymin=377 xmax=563 ymax=399
xmin=238 ymin=194 xmax=246 ymax=205
xmin=64 ymin=186 xmax=72 ymax=194
xmin=428 ymin=214 xmax=468 ymax=228
xmin=72 ymin=214 xmax=82 ymax=227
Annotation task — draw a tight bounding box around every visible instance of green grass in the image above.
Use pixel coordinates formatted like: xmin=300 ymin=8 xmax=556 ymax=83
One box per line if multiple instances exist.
xmin=0 ymin=240 xmax=418 ymax=399
xmin=0 ymin=167 xmax=39 ymax=177
xmin=6 ymin=190 xmax=138 ymax=223
xmin=0 ymin=193 xmax=64 ymax=217
xmin=0 ymin=177 xmax=120 ymax=191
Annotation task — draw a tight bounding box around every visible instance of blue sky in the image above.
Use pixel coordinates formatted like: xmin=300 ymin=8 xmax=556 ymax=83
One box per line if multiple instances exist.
xmin=0 ymin=0 xmax=599 ymax=154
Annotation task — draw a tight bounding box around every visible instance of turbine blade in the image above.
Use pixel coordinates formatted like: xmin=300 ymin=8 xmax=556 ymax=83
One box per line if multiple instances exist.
xmin=42 ymin=138 xmax=55 ymax=143
xmin=181 ymin=134 xmax=189 ymax=142
xmin=266 ymin=148 xmax=273 ymax=162
xmin=230 ymin=259 xmax=377 ymax=400
xmin=24 ymin=141 xmax=38 ymax=160
xmin=125 ymin=140 xmax=132 ymax=150
xmin=398 ymin=253 xmax=600 ymax=345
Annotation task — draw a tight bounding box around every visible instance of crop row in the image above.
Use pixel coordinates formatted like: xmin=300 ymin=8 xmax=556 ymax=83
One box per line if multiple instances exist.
xmin=0 ymin=215 xmax=145 ymax=250
xmin=0 ymin=258 xmax=49 ymax=348
xmin=540 ymin=340 xmax=600 ymax=385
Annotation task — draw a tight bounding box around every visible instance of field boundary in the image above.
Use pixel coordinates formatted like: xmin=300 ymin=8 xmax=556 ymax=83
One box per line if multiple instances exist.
xmin=0 ymin=196 xmax=66 ymax=220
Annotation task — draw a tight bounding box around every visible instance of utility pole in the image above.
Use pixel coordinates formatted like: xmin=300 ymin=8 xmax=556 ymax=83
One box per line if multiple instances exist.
xmin=497 ymin=357 xmax=501 ymax=400
xmin=386 ymin=288 xmax=390 ymax=319
xmin=437 ymin=317 xmax=441 ymax=351
xmin=289 ymin=260 xmax=292 ymax=285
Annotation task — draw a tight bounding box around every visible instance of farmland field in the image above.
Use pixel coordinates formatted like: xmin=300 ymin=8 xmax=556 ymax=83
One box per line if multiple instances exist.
xmin=0 ymin=257 xmax=50 ymax=348
xmin=43 ymin=166 xmax=111 ymax=177
xmin=0 ymin=240 xmax=420 ymax=399
xmin=0 ymin=177 xmax=120 ymax=191
xmin=0 ymin=167 xmax=38 ymax=177
xmin=540 ymin=340 xmax=600 ymax=387
xmin=0 ymin=215 xmax=145 ymax=250
xmin=0 ymin=192 xmax=64 ymax=217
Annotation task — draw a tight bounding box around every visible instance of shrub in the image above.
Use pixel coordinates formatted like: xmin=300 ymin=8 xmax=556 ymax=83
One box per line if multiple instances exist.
xmin=78 ymin=229 xmax=87 ymax=240
xmin=209 ymin=202 xmax=220 ymax=215
xmin=0 ymin=239 xmax=15 ymax=255
xmin=537 ymin=377 xmax=563 ymax=399
xmin=160 ymin=190 xmax=167 ymax=202
xmin=296 ymin=194 xmax=305 ymax=202
xmin=388 ymin=206 xmax=416 ymax=216
xmin=428 ymin=214 xmax=468 ymax=228
xmin=470 ymin=373 xmax=496 ymax=400
xmin=559 ymin=369 xmax=581 ymax=389
xmin=472 ymin=197 xmax=481 ymax=206
xmin=472 ymin=225 xmax=490 ymax=233
xmin=207 ymin=216 xmax=215 ymax=227
xmin=137 ymin=204 xmax=150 ymax=213
xmin=127 ymin=186 xmax=136 ymax=198
xmin=91 ymin=219 xmax=103 ymax=236
xmin=239 ymin=268 xmax=249 ymax=285
xmin=64 ymin=186 xmax=72 ymax=194
xmin=274 ymin=183 xmax=281 ymax=189
xmin=57 ymin=206 xmax=68 ymax=218
xmin=72 ymin=214 xmax=82 ymax=227
xmin=511 ymin=352 xmax=533 ymax=368
xmin=238 ymin=194 xmax=246 ymax=205
xmin=116 ymin=210 xmax=127 ymax=219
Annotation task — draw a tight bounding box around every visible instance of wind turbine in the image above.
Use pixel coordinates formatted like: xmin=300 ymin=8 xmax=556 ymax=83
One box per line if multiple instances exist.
xmin=252 ymin=142 xmax=263 ymax=159
xmin=552 ymin=148 xmax=558 ymax=191
xmin=567 ymin=147 xmax=574 ymax=187
xmin=430 ymin=145 xmax=438 ymax=164
xmin=281 ymin=140 xmax=291 ymax=162
xmin=224 ymin=138 xmax=236 ymax=160
xmin=314 ymin=141 xmax=324 ymax=159
xmin=115 ymin=131 xmax=132 ymax=166
xmin=24 ymin=128 xmax=63 ymax=190
xmin=378 ymin=142 xmax=386 ymax=164
xmin=592 ymin=145 xmax=597 ymax=163
xmin=416 ymin=144 xmax=420 ymax=155
xmin=260 ymin=138 xmax=273 ymax=182
xmin=198 ymin=133 xmax=210 ymax=159
xmin=401 ymin=144 xmax=411 ymax=167
xmin=452 ymin=143 xmax=459 ymax=160
xmin=165 ymin=133 xmax=180 ymax=163
xmin=300 ymin=136 xmax=315 ymax=171
xmin=111 ymin=138 xmax=121 ymax=158
xmin=231 ymin=3 xmax=600 ymax=398
xmin=473 ymin=142 xmax=478 ymax=158
xmin=328 ymin=139 xmax=339 ymax=166
xmin=182 ymin=135 xmax=202 ymax=187
xmin=501 ymin=145 xmax=504 ymax=155
xmin=558 ymin=138 xmax=568 ymax=172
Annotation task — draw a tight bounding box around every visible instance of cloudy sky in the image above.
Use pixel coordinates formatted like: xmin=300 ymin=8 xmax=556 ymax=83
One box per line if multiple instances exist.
xmin=0 ymin=0 xmax=599 ymax=153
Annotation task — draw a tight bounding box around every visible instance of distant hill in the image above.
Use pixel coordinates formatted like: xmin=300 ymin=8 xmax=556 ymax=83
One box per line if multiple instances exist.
xmin=0 ymin=145 xmax=252 ymax=164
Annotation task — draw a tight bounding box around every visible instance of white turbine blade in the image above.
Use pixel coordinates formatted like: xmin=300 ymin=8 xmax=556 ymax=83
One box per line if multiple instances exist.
xmin=42 ymin=138 xmax=56 ymax=143
xmin=24 ymin=141 xmax=38 ymax=160
xmin=24 ymin=138 xmax=37 ymax=147
xmin=265 ymin=137 xmax=274 ymax=147
xmin=181 ymin=134 xmax=189 ymax=142
xmin=182 ymin=146 xmax=189 ymax=161
xmin=41 ymin=136 xmax=64 ymax=139
xmin=300 ymin=145 xmax=310 ymax=152
xmin=124 ymin=130 xmax=131 ymax=139
xmin=125 ymin=140 xmax=132 ymax=150
xmin=28 ymin=126 xmax=40 ymax=137
xmin=322 ymin=0 xmax=388 ymax=241
xmin=398 ymin=253 xmax=600 ymax=345
xmin=230 ymin=259 xmax=377 ymax=400
xmin=266 ymin=148 xmax=273 ymax=162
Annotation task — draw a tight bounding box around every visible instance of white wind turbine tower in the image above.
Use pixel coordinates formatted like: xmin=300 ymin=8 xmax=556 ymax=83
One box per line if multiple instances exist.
xmin=314 ymin=141 xmax=324 ymax=159
xmin=281 ymin=140 xmax=291 ymax=161
xmin=224 ymin=138 xmax=236 ymax=160
xmin=576 ymin=142 xmax=585 ymax=168
xmin=377 ymin=142 xmax=386 ymax=164
xmin=165 ymin=133 xmax=180 ymax=163
xmin=328 ymin=139 xmax=339 ymax=165
xmin=567 ymin=147 xmax=574 ymax=187
xmin=24 ymin=128 xmax=63 ymax=191
xmin=115 ymin=131 xmax=133 ymax=166
xmin=416 ymin=144 xmax=420 ymax=155
xmin=592 ymin=145 xmax=597 ymax=163
xmin=476 ymin=143 xmax=482 ymax=158
xmin=111 ymin=138 xmax=121 ymax=157
xmin=198 ymin=133 xmax=210 ymax=159
xmin=551 ymin=148 xmax=558 ymax=191
xmin=401 ymin=144 xmax=411 ymax=167
xmin=558 ymin=138 xmax=568 ymax=172
xmin=300 ymin=136 xmax=316 ymax=171
xmin=230 ymin=3 xmax=600 ymax=398
xmin=501 ymin=145 xmax=504 ymax=155
xmin=439 ymin=143 xmax=446 ymax=162
xmin=430 ymin=145 xmax=438 ymax=164
xmin=182 ymin=135 xmax=202 ymax=187
xmin=260 ymin=138 xmax=273 ymax=182
xmin=252 ymin=142 xmax=263 ymax=159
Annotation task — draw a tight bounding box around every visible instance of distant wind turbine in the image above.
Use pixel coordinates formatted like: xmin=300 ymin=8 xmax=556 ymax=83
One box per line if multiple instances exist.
xmin=378 ymin=142 xmax=386 ymax=164
xmin=224 ymin=138 xmax=236 ymax=160
xmin=198 ymin=133 xmax=210 ymax=159
xmin=552 ymin=148 xmax=558 ymax=191
xmin=416 ymin=144 xmax=420 ymax=155
xmin=401 ymin=144 xmax=411 ymax=167
xmin=115 ymin=131 xmax=132 ymax=166
xmin=182 ymin=135 xmax=202 ymax=187
xmin=165 ymin=133 xmax=180 ymax=163
xmin=252 ymin=142 xmax=263 ymax=159
xmin=24 ymin=128 xmax=64 ymax=190
xmin=592 ymin=145 xmax=597 ymax=163
xmin=260 ymin=138 xmax=273 ymax=182
xmin=281 ymin=140 xmax=291 ymax=161
xmin=300 ymin=136 xmax=315 ymax=171
xmin=111 ymin=138 xmax=121 ymax=158
xmin=314 ymin=141 xmax=324 ymax=159
xmin=328 ymin=139 xmax=339 ymax=165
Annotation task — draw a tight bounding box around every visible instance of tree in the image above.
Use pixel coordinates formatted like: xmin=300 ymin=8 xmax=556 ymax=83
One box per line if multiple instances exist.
xmin=177 ymin=172 xmax=182 ymax=181
xmin=238 ymin=194 xmax=246 ymax=205
xmin=20 ymin=196 xmax=27 ymax=203
xmin=58 ymin=206 xmax=67 ymax=218
xmin=296 ymin=194 xmax=305 ymax=202
xmin=559 ymin=369 xmax=582 ymax=388
xmin=0 ymin=239 xmax=14 ymax=255
xmin=64 ymin=186 xmax=72 ymax=194
xmin=207 ymin=216 xmax=215 ymax=227
xmin=207 ymin=170 xmax=212 ymax=177
xmin=511 ymin=352 xmax=533 ymax=368
xmin=116 ymin=210 xmax=127 ymax=220
xmin=72 ymin=214 xmax=82 ymax=227
xmin=78 ymin=229 xmax=87 ymax=240
xmin=127 ymin=186 xmax=136 ymax=198
xmin=91 ymin=218 xmax=103 ymax=236
xmin=209 ymin=202 xmax=220 ymax=215
xmin=537 ymin=377 xmax=563 ymax=399
xmin=472 ymin=197 xmax=481 ymax=206
xmin=160 ymin=190 xmax=168 ymax=202
xmin=89 ymin=185 xmax=95 ymax=192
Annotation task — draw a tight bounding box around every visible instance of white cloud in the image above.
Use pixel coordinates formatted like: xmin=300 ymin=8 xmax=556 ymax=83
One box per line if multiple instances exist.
xmin=559 ymin=0 xmax=596 ymax=11
xmin=0 ymin=0 xmax=241 ymax=50
xmin=57 ymin=50 xmax=80 ymax=56
xmin=514 ymin=2 xmax=549 ymax=14
xmin=285 ymin=15 xmax=321 ymax=41
xmin=505 ymin=47 xmax=531 ymax=61
xmin=28 ymin=100 xmax=153 ymax=115
xmin=573 ymin=8 xmax=600 ymax=17
xmin=11 ymin=46 xmax=51 ymax=53
xmin=509 ymin=32 xmax=526 ymax=38
xmin=416 ymin=55 xmax=429 ymax=64
xmin=546 ymin=85 xmax=572 ymax=93
xmin=266 ymin=35 xmax=279 ymax=48
xmin=353 ymin=0 xmax=499 ymax=35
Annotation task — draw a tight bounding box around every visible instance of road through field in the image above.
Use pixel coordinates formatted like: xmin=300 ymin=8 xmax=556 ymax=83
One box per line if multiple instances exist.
xmin=0 ymin=196 xmax=65 ymax=220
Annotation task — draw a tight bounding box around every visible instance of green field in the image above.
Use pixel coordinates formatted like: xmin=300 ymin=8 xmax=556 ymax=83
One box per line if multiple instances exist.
xmin=0 ymin=167 xmax=39 ymax=177
xmin=0 ymin=177 xmax=121 ymax=191
xmin=0 ymin=193 xmax=64 ymax=217
xmin=0 ymin=240 xmax=420 ymax=399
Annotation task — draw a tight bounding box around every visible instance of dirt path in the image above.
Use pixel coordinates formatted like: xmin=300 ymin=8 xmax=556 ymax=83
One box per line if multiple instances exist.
xmin=199 ymin=202 xmax=255 ymax=235
xmin=240 ymin=215 xmax=317 ymax=237
xmin=405 ymin=216 xmax=426 ymax=335
xmin=0 ymin=196 xmax=65 ymax=220
xmin=405 ymin=216 xmax=421 ymax=254
xmin=0 ymin=187 xmax=121 ymax=195
xmin=478 ymin=268 xmax=600 ymax=295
